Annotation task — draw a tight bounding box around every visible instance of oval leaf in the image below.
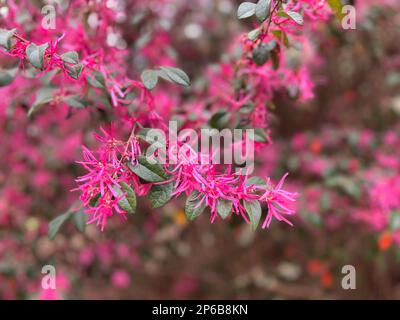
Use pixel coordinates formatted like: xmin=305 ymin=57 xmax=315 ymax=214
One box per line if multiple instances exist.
xmin=72 ymin=210 xmax=88 ymax=232
xmin=244 ymin=200 xmax=262 ymax=231
xmin=185 ymin=191 xmax=206 ymax=221
xmin=26 ymin=43 xmax=48 ymax=70
xmin=237 ymin=2 xmax=256 ymax=19
xmin=141 ymin=69 xmax=159 ymax=90
xmin=255 ymin=0 xmax=271 ymax=22
xmin=114 ymin=182 xmax=137 ymax=214
xmin=48 ymin=211 xmax=73 ymax=240
xmin=159 ymin=66 xmax=190 ymax=87
xmin=127 ymin=156 xmax=169 ymax=183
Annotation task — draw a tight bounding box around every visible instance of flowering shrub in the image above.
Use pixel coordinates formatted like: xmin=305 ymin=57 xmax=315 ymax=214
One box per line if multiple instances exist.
xmin=1 ymin=0 xmax=400 ymax=299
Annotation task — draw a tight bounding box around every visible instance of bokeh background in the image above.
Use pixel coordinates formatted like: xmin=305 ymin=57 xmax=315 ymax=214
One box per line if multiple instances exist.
xmin=1 ymin=0 xmax=400 ymax=299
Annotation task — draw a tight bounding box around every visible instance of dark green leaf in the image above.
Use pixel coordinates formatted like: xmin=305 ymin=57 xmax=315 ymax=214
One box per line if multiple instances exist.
xmin=48 ymin=211 xmax=73 ymax=240
xmin=244 ymin=200 xmax=262 ymax=231
xmin=248 ymin=28 xmax=261 ymax=41
xmin=149 ymin=182 xmax=174 ymax=209
xmin=66 ymin=63 xmax=83 ymax=80
xmin=0 ymin=28 xmax=16 ymax=51
xmin=217 ymin=199 xmax=233 ymax=220
xmin=127 ymin=156 xmax=169 ymax=183
xmin=64 ymin=95 xmax=86 ymax=109
xmin=209 ymin=110 xmax=230 ymax=129
xmin=26 ymin=43 xmax=48 ymax=69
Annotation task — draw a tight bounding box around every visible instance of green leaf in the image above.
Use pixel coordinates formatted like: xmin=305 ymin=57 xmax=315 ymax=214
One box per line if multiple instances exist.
xmin=248 ymin=28 xmax=261 ymax=41
xmin=28 ymin=88 xmax=55 ymax=117
xmin=327 ymin=0 xmax=344 ymax=21
xmin=72 ymin=211 xmax=88 ymax=232
xmin=272 ymin=30 xmax=289 ymax=47
xmin=185 ymin=191 xmax=206 ymax=221
xmin=250 ymin=128 xmax=268 ymax=142
xmin=255 ymin=0 xmax=271 ymax=22
xmin=113 ymin=182 xmax=137 ymax=214
xmin=244 ymin=200 xmax=262 ymax=231
xmin=285 ymin=11 xmax=304 ymax=25
xmin=237 ymin=2 xmax=256 ymax=19
xmin=390 ymin=212 xmax=400 ymax=231
xmin=48 ymin=211 xmax=73 ymax=240
xmin=137 ymin=128 xmax=159 ymax=144
xmin=127 ymin=156 xmax=169 ymax=183
xmin=149 ymin=182 xmax=174 ymax=209
xmin=86 ymin=71 xmax=106 ymax=89
xmin=0 ymin=67 xmax=18 ymax=87
xmin=253 ymin=44 xmax=270 ymax=66
xmin=239 ymin=103 xmax=255 ymax=114
xmin=66 ymin=63 xmax=83 ymax=80
xmin=26 ymin=43 xmax=48 ymax=69
xmin=0 ymin=28 xmax=16 ymax=51
xmin=209 ymin=110 xmax=230 ymax=129
xmin=141 ymin=69 xmax=159 ymax=90
xmin=217 ymin=199 xmax=233 ymax=220
xmin=61 ymin=51 xmax=79 ymax=64
xmin=64 ymin=95 xmax=86 ymax=109
xmin=246 ymin=176 xmax=266 ymax=186
xmin=159 ymin=66 xmax=190 ymax=87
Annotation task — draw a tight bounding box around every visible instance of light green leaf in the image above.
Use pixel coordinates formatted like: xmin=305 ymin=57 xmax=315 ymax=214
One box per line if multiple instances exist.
xmin=141 ymin=69 xmax=159 ymax=90
xmin=127 ymin=156 xmax=169 ymax=183
xmin=48 ymin=211 xmax=73 ymax=240
xmin=237 ymin=2 xmax=256 ymax=19
xmin=28 ymin=88 xmax=55 ymax=117
xmin=114 ymin=182 xmax=137 ymax=214
xmin=0 ymin=28 xmax=16 ymax=51
xmin=255 ymin=0 xmax=271 ymax=22
xmin=217 ymin=199 xmax=233 ymax=220
xmin=159 ymin=66 xmax=190 ymax=87
xmin=86 ymin=71 xmax=106 ymax=89
xmin=246 ymin=176 xmax=266 ymax=186
xmin=149 ymin=182 xmax=174 ymax=209
xmin=327 ymin=0 xmax=344 ymax=21
xmin=286 ymin=11 xmax=304 ymax=25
